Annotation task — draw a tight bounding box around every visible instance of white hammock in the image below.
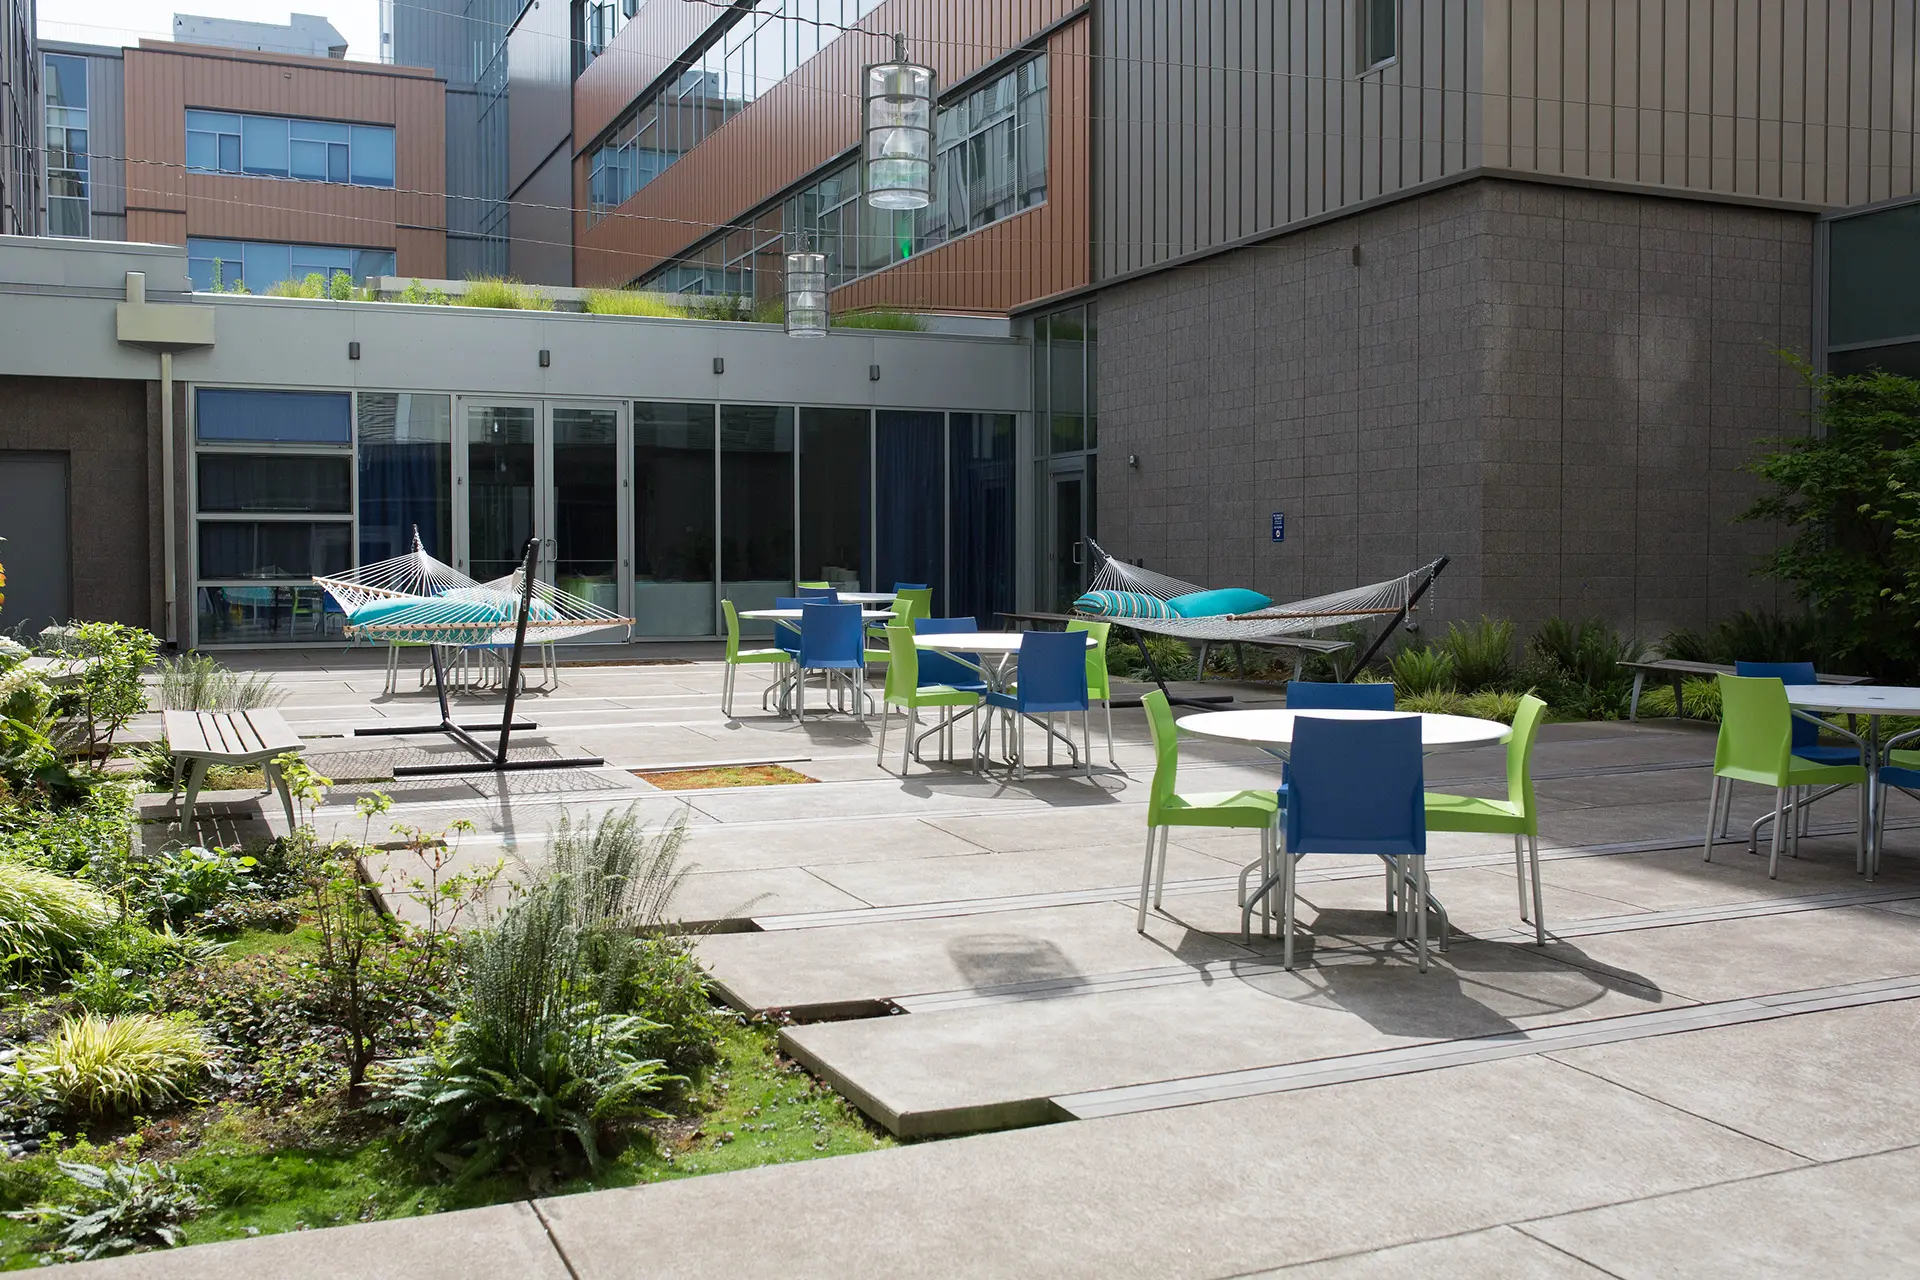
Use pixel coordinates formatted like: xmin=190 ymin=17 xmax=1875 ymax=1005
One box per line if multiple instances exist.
xmin=1083 ymin=541 xmax=1442 ymax=643
xmin=313 ymin=531 xmax=632 ymax=646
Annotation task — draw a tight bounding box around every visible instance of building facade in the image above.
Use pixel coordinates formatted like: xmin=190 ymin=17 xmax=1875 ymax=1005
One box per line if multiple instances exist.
xmin=0 ymin=0 xmax=36 ymax=236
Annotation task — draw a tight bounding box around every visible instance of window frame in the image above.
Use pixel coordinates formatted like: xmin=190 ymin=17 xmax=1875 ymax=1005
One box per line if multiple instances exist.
xmin=184 ymin=108 xmax=396 ymax=188
xmin=1359 ymin=0 xmax=1398 ymax=74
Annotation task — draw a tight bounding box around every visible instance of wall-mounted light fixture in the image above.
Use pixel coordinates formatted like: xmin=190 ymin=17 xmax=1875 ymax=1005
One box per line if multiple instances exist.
xmin=538 ymin=349 xmax=551 ymax=367
xmin=1126 ymin=454 xmax=1138 ymax=468
xmin=869 ymin=364 xmax=881 ymax=381
xmin=712 ymin=357 xmax=725 ymax=375
xmin=347 ymin=341 xmax=360 ymax=360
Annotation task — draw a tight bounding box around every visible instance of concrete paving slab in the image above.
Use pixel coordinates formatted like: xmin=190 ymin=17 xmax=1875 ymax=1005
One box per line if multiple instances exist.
xmin=50 ymin=1202 xmax=569 ymax=1279
xmin=676 ymin=816 xmax=988 ymax=872
xmin=1488 ymin=842 xmax=1915 ymax=917
xmin=927 ymin=805 xmax=1161 ymax=852
xmin=1546 ymin=999 xmax=1920 ymax=1161
xmin=537 ymin=1056 xmax=1800 ymax=1279
xmin=1533 ymin=766 xmax=1718 ymax=808
xmin=806 ymin=841 xmax=1239 ymax=908
xmin=697 ymin=899 xmax=1254 ymax=1016
xmin=782 ymin=939 xmax=1677 ymax=1136
xmin=1542 ymin=905 xmax=1920 ymax=1003
xmin=1249 ymin=1225 xmax=1613 ymax=1278
xmin=1522 ymin=1144 xmax=1920 ymax=1278
xmin=673 ymin=866 xmax=869 ymax=925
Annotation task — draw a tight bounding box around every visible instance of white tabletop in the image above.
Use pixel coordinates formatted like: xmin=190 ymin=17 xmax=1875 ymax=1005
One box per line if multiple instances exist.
xmin=1177 ymin=708 xmax=1510 ymax=751
xmin=738 ymin=608 xmax=894 ymax=621
xmin=834 ymin=591 xmax=898 ymax=604
xmin=915 ymin=632 xmax=1099 ymax=656
xmin=1784 ymin=684 xmax=1920 ymax=715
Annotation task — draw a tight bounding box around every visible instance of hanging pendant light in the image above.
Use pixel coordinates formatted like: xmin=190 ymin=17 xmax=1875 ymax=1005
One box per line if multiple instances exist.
xmin=863 ymin=34 xmax=934 ymax=210
xmin=785 ymin=250 xmax=828 ymax=337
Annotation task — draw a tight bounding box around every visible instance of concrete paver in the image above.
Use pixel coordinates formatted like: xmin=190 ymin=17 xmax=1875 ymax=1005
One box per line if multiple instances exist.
xmin=1249 ymin=1225 xmax=1614 ymax=1278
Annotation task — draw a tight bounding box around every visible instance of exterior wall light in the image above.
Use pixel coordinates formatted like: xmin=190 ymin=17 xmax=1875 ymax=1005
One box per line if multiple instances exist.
xmin=863 ymin=35 xmax=935 ymax=210
xmin=785 ymin=251 xmax=829 ymax=337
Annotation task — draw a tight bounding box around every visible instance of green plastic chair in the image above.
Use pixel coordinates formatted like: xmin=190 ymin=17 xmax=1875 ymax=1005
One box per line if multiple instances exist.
xmin=1706 ymin=674 xmax=1866 ymax=879
xmin=1425 ymin=693 xmax=1548 ymax=943
xmin=1068 ymin=619 xmax=1115 ymax=765
xmin=876 ymin=623 xmax=981 ymax=774
xmin=864 ymin=591 xmax=926 ymax=668
xmin=796 ymin=581 xmax=831 ymax=590
xmin=1137 ymin=689 xmax=1280 ymax=932
xmin=721 ymin=598 xmax=789 ymax=719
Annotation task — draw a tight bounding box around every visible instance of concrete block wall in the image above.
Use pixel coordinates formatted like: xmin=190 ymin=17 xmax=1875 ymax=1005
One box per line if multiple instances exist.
xmin=1095 ymin=176 xmax=1811 ymax=642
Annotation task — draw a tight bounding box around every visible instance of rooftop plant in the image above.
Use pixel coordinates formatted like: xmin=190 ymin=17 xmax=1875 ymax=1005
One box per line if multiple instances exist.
xmin=452 ymin=277 xmax=554 ymax=311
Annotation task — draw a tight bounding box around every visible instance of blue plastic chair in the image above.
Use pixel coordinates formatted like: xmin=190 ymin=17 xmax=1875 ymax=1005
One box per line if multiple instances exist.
xmin=1733 ymin=661 xmax=1860 ymax=850
xmin=892 ymin=582 xmax=928 ymax=591
xmin=1249 ymin=714 xmax=1429 ymax=971
xmin=977 ymin=630 xmax=1092 ymax=779
xmin=913 ymin=617 xmax=989 ymax=693
xmin=796 ymin=601 xmax=865 ymax=719
xmin=797 ymin=585 xmax=840 ymax=600
xmin=1286 ymin=680 xmax=1397 ymax=710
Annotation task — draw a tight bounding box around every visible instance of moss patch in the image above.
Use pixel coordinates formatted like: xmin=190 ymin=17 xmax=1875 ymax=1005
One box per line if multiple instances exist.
xmin=634 ymin=765 xmax=816 ymax=790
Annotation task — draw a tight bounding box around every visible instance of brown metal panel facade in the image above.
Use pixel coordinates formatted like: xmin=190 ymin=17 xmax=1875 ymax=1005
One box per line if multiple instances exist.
xmin=574 ymin=0 xmax=1086 ymax=300
xmin=122 ymin=41 xmax=445 ymax=275
xmin=573 ymin=0 xmax=734 ymax=151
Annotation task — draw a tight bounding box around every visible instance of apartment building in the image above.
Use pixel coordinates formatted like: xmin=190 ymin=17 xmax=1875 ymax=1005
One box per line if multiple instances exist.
xmin=0 ymin=0 xmax=35 ymax=235
xmin=34 ymin=15 xmax=446 ymax=291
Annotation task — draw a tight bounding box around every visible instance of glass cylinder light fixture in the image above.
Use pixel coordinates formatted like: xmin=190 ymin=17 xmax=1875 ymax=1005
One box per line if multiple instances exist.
xmin=863 ymin=34 xmax=935 ymax=210
xmin=785 ymin=251 xmax=829 ymax=337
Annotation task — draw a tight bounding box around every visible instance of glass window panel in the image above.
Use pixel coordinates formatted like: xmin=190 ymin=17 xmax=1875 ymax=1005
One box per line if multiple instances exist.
xmin=1829 ymin=204 xmax=1920 ymax=347
xmin=349 ymin=125 xmax=396 ymax=186
xmin=197 ymin=454 xmax=351 ymax=513
xmin=290 ymin=245 xmax=352 ymax=279
xmin=289 ymin=119 xmax=350 ymax=142
xmin=949 ymin=413 xmax=1015 ymax=626
xmin=197 ymin=521 xmax=350 ymax=579
xmin=633 ymin=402 xmax=716 ymax=636
xmin=720 ymin=404 xmax=794 ymax=626
xmin=44 ymin=54 xmax=86 ymax=109
xmin=798 ymin=408 xmax=869 ymax=590
xmin=551 ymin=407 xmax=621 ymax=604
xmin=218 ymin=134 xmax=241 ymax=173
xmin=353 ymin=250 xmax=396 ymax=282
xmin=875 ymin=410 xmax=945 ymax=613
xmin=196 ymin=389 xmax=352 ymax=443
xmin=186 ymin=110 xmax=239 ymax=134
xmin=241 ymin=115 xmax=288 ymax=176
xmin=328 ymin=142 xmax=349 ymax=184
xmin=48 ymin=198 xmax=88 ymax=236
xmin=242 ymin=241 xmax=291 ymax=292
xmin=196 ymin=584 xmax=339 ymax=644
xmin=290 ymin=138 xmax=328 ymax=180
xmin=185 ymin=132 xmax=216 ymax=173
xmin=464 ymin=405 xmax=538 ymax=581
xmin=358 ymin=393 xmax=453 ymax=564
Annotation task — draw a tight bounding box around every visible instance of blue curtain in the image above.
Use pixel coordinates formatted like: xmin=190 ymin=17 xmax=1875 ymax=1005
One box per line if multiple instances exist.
xmin=949 ymin=414 xmax=1015 ymax=627
xmin=875 ymin=410 xmax=944 ymax=614
xmin=358 ymin=443 xmax=451 ymax=563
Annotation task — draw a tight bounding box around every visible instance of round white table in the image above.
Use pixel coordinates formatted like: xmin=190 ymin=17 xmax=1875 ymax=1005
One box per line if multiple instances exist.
xmin=1785 ymin=684 xmax=1920 ymax=876
xmin=833 ymin=591 xmax=898 ymax=605
xmin=914 ymin=631 xmax=1099 ymax=771
xmin=1176 ymin=708 xmax=1511 ymax=754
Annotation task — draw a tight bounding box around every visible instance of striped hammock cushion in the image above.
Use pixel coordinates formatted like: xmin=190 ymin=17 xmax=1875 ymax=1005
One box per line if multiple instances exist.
xmin=1073 ymin=590 xmax=1177 ymax=621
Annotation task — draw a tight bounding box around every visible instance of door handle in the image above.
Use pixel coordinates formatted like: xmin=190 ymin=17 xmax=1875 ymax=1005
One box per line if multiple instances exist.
xmin=1070 ymin=541 xmax=1084 ymax=566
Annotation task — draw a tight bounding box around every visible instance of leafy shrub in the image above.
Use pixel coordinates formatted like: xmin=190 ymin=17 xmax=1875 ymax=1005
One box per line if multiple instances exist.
xmin=119 ymin=844 xmax=262 ymax=931
xmin=395 ymin=278 xmax=452 ymax=305
xmin=61 ymin=623 xmax=158 ymax=757
xmin=0 ymin=670 xmax=91 ymax=806
xmin=833 ymin=308 xmax=928 ymax=331
xmin=262 ymin=271 xmax=359 ymax=301
xmin=1459 ymin=689 xmax=1529 ymax=724
xmin=0 ymin=782 xmax=130 ymax=876
xmin=1442 ymin=618 xmax=1517 ymax=691
xmin=1390 ymin=645 xmax=1456 ymax=696
xmin=453 ymin=277 xmax=554 ymax=310
xmin=1657 ymin=609 xmax=1837 ymax=670
xmin=154 ymin=953 xmax=341 ymax=1102
xmin=63 ymin=925 xmax=221 ymax=1017
xmin=582 ymin=288 xmax=692 ymax=318
xmin=1399 ymin=689 xmax=1466 ymax=715
xmin=1106 ymin=637 xmax=1200 ymax=681
xmin=1635 ymin=677 xmax=1723 ymax=721
xmin=1531 ymin=617 xmax=1641 ymax=687
xmin=14 ymin=1014 xmax=210 ymax=1114
xmin=155 ymin=654 xmax=282 ymax=712
xmin=0 ymin=862 xmax=111 ymax=972
xmin=7 ymin=1159 xmax=200 ymax=1262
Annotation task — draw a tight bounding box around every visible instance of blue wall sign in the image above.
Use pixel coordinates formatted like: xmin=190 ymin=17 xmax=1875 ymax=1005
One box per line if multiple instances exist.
xmin=1271 ymin=512 xmax=1285 ymax=543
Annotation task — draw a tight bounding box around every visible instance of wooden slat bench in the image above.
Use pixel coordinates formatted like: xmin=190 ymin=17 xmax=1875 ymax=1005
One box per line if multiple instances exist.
xmin=1624 ymin=659 xmax=1873 ymax=720
xmin=161 ymin=709 xmax=307 ymax=830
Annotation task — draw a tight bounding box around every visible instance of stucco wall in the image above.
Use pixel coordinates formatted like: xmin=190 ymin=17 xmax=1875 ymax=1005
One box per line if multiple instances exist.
xmin=1094 ymin=176 xmax=1812 ymax=640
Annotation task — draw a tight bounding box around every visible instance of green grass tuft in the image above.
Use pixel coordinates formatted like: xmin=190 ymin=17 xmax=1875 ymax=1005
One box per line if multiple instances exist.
xmin=832 ymin=309 xmax=928 ymax=331
xmin=452 ymin=278 xmax=554 ymax=311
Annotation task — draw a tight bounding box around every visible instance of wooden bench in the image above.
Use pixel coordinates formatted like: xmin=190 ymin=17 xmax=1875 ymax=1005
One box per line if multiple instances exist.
xmin=161 ymin=709 xmax=306 ymax=830
xmin=1623 ymin=659 xmax=1873 ymax=720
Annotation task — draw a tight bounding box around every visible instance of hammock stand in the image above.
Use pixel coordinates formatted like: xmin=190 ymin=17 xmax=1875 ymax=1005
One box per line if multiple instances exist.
xmin=314 ymin=533 xmax=630 ymax=776
xmin=1082 ymin=542 xmax=1450 ymax=709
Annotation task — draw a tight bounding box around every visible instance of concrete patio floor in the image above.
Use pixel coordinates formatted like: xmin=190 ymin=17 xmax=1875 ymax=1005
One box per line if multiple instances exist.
xmin=76 ymin=646 xmax=1920 ymax=1277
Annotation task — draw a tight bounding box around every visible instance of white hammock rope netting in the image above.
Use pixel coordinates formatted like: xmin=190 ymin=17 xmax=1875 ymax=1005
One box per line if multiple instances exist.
xmin=313 ymin=531 xmax=632 ymax=646
xmin=1082 ymin=541 xmax=1444 ymax=643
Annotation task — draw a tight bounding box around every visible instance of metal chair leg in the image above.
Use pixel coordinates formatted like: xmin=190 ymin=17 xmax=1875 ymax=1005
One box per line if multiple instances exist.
xmin=1136 ymin=826 xmax=1158 ymax=932
xmin=1514 ymin=833 xmax=1531 ymax=918
xmin=1768 ymin=785 xmax=1787 ymax=879
xmin=1105 ymin=700 xmax=1115 ymax=765
xmin=1413 ymin=858 xmax=1430 ymax=973
xmin=1704 ymin=775 xmax=1722 ymax=863
xmin=1152 ymin=828 xmax=1170 ymax=908
xmin=1527 ymin=835 xmax=1545 ymax=945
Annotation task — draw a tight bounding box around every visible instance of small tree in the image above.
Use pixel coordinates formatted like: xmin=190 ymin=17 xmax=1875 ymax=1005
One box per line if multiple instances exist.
xmin=65 ymin=623 xmax=158 ymax=758
xmin=1741 ymin=360 xmax=1920 ymax=679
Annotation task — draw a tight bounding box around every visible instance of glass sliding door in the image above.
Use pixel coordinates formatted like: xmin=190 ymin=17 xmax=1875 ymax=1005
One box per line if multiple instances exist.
xmin=798 ymin=407 xmax=869 ymax=591
xmin=548 ymin=403 xmax=621 ymax=612
xmin=633 ymin=402 xmax=716 ymax=635
xmin=357 ymin=393 xmax=451 ymax=563
xmin=462 ymin=403 xmax=539 ymax=582
xmin=875 ymin=410 xmax=945 ymax=612
xmin=720 ymin=405 xmax=794 ymax=631
xmin=951 ymin=413 xmax=1015 ymax=627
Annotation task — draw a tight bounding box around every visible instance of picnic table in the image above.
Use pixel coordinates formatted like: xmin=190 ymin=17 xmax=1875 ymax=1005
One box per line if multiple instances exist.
xmin=161 ymin=709 xmax=306 ymax=829
xmin=1624 ymin=658 xmax=1871 ymax=720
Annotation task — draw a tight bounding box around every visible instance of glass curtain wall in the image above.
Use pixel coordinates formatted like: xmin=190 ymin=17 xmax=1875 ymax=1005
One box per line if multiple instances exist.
xmin=465 ymin=405 xmax=537 ymax=581
xmin=720 ymin=405 xmax=794 ymax=629
xmin=875 ymin=410 xmax=945 ymax=612
xmin=1826 ymin=200 xmax=1920 ymax=376
xmin=43 ymin=53 xmax=88 ymax=236
xmin=357 ymin=393 xmax=451 ymax=564
xmin=633 ymin=403 xmax=716 ymax=636
xmin=950 ymin=413 xmax=1015 ymax=626
xmin=1033 ymin=304 xmax=1097 ymax=609
xmin=798 ymin=408 xmax=869 ymax=590
xmin=551 ymin=407 xmax=621 ymax=608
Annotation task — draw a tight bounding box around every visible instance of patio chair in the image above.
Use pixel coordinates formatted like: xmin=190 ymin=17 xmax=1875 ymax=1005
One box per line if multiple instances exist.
xmin=976 ymin=630 xmax=1092 ymax=780
xmin=1705 ymin=674 xmax=1866 ymax=879
xmin=796 ymin=581 xmax=832 ymax=590
xmin=1733 ymin=661 xmax=1861 ymax=847
xmin=1068 ymin=619 xmax=1116 ymax=765
xmin=1874 ymin=742 xmax=1920 ymax=859
xmin=877 ymin=623 xmax=981 ymax=773
xmin=1425 ymin=693 xmax=1547 ymax=943
xmin=796 ymin=601 xmax=865 ymax=720
xmin=721 ymin=598 xmax=789 ymax=719
xmin=1136 ymin=689 xmax=1279 ymax=932
xmin=796 ymin=585 xmax=839 ymax=600
xmin=1250 ymin=713 xmax=1429 ymax=971
xmin=865 ymin=587 xmax=930 ymax=669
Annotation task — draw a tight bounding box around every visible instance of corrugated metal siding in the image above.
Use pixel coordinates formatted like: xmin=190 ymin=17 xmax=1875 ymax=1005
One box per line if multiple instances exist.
xmin=832 ymin=16 xmax=1090 ymax=312
xmin=1478 ymin=0 xmax=1920 ymax=207
xmin=88 ymin=53 xmax=128 ymax=220
xmin=574 ymin=0 xmax=1084 ymax=291
xmin=122 ymin=44 xmax=445 ymax=271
